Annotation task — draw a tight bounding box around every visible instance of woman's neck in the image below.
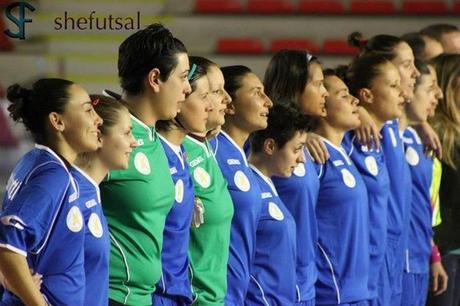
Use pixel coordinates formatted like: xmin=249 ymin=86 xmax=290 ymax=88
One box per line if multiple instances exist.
xmin=76 ymin=157 xmax=109 ymax=184
xmin=47 ymin=139 xmax=77 ymax=165
xmin=398 ymin=111 xmax=409 ymax=131
xmin=314 ymin=122 xmax=345 ymax=147
xmin=123 ymin=93 xmax=158 ymax=126
xmin=248 ymin=154 xmax=272 ymax=177
xmin=222 ymin=123 xmax=250 ymax=149
xmin=158 ymin=127 xmax=186 ymax=146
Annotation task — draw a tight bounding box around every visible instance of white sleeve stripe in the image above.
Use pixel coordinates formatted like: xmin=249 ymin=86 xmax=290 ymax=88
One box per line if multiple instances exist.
xmin=0 ymin=243 xmax=27 ymax=257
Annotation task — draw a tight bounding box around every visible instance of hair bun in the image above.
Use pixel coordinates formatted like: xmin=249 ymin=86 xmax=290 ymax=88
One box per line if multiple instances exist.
xmin=6 ymin=84 xmax=32 ymax=122
xmin=348 ymin=32 xmax=364 ymax=48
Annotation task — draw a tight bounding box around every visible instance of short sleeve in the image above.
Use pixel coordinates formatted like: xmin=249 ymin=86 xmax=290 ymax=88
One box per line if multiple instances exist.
xmin=0 ymin=164 xmax=70 ymax=256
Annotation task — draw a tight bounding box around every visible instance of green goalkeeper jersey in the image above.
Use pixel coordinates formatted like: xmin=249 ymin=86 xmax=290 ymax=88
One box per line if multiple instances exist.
xmin=100 ymin=115 xmax=175 ymax=306
xmin=183 ymin=136 xmax=234 ymax=306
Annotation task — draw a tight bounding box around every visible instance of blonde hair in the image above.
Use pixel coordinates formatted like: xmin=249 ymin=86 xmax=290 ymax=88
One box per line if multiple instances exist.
xmin=429 ymin=54 xmax=460 ymax=169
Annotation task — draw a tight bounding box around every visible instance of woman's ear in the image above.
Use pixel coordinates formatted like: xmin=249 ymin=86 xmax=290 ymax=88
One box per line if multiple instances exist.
xmin=263 ymin=138 xmax=276 ymax=156
xmin=48 ymin=112 xmax=65 ymax=132
xmin=358 ymin=88 xmax=373 ymax=105
xmin=147 ymin=68 xmax=161 ymax=93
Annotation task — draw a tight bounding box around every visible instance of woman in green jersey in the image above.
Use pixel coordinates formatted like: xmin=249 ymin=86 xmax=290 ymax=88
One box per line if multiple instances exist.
xmin=100 ymin=24 xmax=191 ymax=306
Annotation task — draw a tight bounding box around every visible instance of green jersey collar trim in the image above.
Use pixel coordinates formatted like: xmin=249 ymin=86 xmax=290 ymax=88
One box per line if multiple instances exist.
xmin=185 ymin=135 xmax=212 ymax=158
xmin=130 ymin=114 xmax=156 ymax=141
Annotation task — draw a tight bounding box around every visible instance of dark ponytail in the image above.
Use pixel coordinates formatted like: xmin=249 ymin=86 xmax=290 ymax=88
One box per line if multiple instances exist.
xmin=348 ymin=31 xmax=403 ymax=61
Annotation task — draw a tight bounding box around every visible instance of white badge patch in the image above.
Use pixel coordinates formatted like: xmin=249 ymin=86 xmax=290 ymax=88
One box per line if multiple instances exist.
xmin=293 ymin=163 xmax=306 ymax=177
xmin=88 ymin=213 xmax=103 ymax=238
xmin=341 ymin=168 xmax=356 ymax=188
xmin=268 ymin=202 xmax=284 ymax=221
xmin=234 ymin=170 xmax=250 ymax=192
xmin=134 ymin=152 xmax=151 ymax=175
xmin=66 ymin=206 xmax=83 ymax=233
xmin=193 ymin=167 xmax=211 ymax=188
xmin=405 ymin=146 xmax=420 ymax=166
xmin=364 ymin=156 xmax=379 ymax=176
xmin=175 ymin=179 xmax=184 ymax=203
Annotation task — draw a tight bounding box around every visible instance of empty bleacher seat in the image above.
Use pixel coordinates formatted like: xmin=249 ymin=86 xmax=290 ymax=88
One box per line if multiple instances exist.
xmin=453 ymin=0 xmax=460 ymax=12
xmin=217 ymin=38 xmax=265 ymax=54
xmin=270 ymin=38 xmax=321 ymax=54
xmin=349 ymin=0 xmax=396 ymax=14
xmin=247 ymin=0 xmax=294 ymax=14
xmin=401 ymin=0 xmax=448 ymax=14
xmin=323 ymin=39 xmax=360 ymax=55
xmin=298 ymin=0 xmax=345 ymax=13
xmin=194 ymin=0 xmax=244 ymax=13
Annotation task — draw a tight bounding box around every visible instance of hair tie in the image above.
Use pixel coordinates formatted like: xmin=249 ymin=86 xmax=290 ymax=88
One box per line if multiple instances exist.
xmin=359 ymin=39 xmax=368 ymax=48
xmin=306 ymin=52 xmax=313 ymax=63
xmin=188 ymin=64 xmax=197 ymax=81
xmin=92 ymin=98 xmax=100 ymax=106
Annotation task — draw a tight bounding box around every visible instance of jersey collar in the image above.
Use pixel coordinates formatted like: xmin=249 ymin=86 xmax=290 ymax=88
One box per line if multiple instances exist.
xmin=220 ymin=130 xmax=249 ymax=167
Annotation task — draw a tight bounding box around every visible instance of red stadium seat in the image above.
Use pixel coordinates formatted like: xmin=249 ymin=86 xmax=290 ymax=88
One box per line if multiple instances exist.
xmin=217 ymin=38 xmax=265 ymax=54
xmin=0 ymin=15 xmax=14 ymax=51
xmin=194 ymin=0 xmax=244 ymax=13
xmin=322 ymin=39 xmax=360 ymax=55
xmin=298 ymin=0 xmax=345 ymax=13
xmin=453 ymin=0 xmax=460 ymax=12
xmin=247 ymin=0 xmax=294 ymax=14
xmin=349 ymin=0 xmax=396 ymax=14
xmin=401 ymin=0 xmax=448 ymax=14
xmin=270 ymin=38 xmax=321 ymax=54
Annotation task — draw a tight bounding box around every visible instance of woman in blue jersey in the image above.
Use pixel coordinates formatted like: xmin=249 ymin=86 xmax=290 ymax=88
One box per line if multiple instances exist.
xmin=400 ymin=59 xmax=443 ymax=306
xmin=153 ymin=58 xmax=212 ymax=305
xmin=247 ymin=103 xmax=310 ymax=305
xmin=341 ymin=53 xmax=404 ymax=306
xmin=210 ymin=65 xmax=272 ymax=306
xmin=0 ymin=78 xmax=102 ymax=306
xmin=348 ymin=32 xmax=424 ymax=306
xmin=263 ymin=50 xmax=328 ymax=306
xmin=72 ymin=94 xmax=137 ymax=306
xmin=313 ymin=68 xmax=369 ymax=306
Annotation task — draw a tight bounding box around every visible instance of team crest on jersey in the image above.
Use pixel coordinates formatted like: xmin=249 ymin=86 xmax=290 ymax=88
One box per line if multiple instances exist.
xmin=88 ymin=213 xmax=103 ymax=238
xmin=364 ymin=156 xmax=379 ymax=176
xmin=66 ymin=206 xmax=83 ymax=232
xmin=341 ymin=168 xmax=356 ymax=188
xmin=175 ymin=179 xmax=184 ymax=203
xmin=134 ymin=152 xmax=151 ymax=175
xmin=293 ymin=163 xmax=306 ymax=177
xmin=268 ymin=202 xmax=284 ymax=221
xmin=234 ymin=170 xmax=250 ymax=191
xmin=193 ymin=167 xmax=211 ymax=188
xmin=405 ymin=146 xmax=420 ymax=166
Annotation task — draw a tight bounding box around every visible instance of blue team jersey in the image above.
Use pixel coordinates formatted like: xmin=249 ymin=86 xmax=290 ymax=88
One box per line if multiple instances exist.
xmin=0 ymin=144 xmax=84 ymax=306
xmin=272 ymin=148 xmax=319 ymax=302
xmin=402 ymin=127 xmax=433 ymax=273
xmin=210 ymin=132 xmax=263 ymax=306
xmin=381 ymin=120 xmax=412 ymax=241
xmin=71 ymin=166 xmax=110 ymax=306
xmin=156 ymin=135 xmax=195 ymax=302
xmin=342 ymin=132 xmax=390 ymax=299
xmin=246 ymin=165 xmax=297 ymax=306
xmin=314 ymin=138 xmax=369 ymax=305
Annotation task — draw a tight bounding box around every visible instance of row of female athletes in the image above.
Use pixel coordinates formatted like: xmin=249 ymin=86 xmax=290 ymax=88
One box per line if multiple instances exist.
xmin=0 ymin=22 xmax=459 ymax=306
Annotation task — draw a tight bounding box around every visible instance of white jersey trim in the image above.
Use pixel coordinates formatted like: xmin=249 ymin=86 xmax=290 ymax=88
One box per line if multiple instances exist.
xmin=220 ymin=131 xmax=249 ymax=167
xmin=0 ymin=243 xmax=27 ymax=257
xmin=110 ymin=232 xmax=131 ymax=304
xmin=317 ymin=242 xmax=341 ymax=304
xmin=250 ymin=275 xmax=270 ymax=306
xmin=249 ymin=164 xmax=278 ymax=196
